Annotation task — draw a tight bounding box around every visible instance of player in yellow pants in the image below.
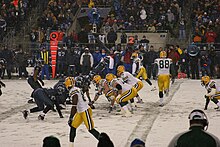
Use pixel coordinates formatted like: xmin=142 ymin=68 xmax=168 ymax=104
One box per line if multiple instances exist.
xmin=106 ymin=73 xmax=137 ymax=117
xmin=64 ymin=77 xmax=100 ymax=147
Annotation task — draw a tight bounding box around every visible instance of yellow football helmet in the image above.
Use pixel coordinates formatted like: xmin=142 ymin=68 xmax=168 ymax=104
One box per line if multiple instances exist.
xmin=131 ymin=52 xmax=138 ymax=59
xmin=117 ymin=65 xmax=125 ymax=76
xmin=64 ymin=77 xmax=75 ymax=89
xmin=105 ymin=73 xmax=116 ymax=83
xmin=93 ymin=75 xmax=101 ymax=84
xmin=201 ymin=76 xmax=210 ymax=86
xmin=160 ymin=51 xmax=167 ymax=58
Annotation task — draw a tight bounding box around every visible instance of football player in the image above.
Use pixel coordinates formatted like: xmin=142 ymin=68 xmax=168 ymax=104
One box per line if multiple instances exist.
xmin=201 ymin=76 xmax=220 ymax=110
xmin=106 ymin=73 xmax=137 ymax=117
xmin=117 ymin=65 xmax=144 ymax=104
xmin=27 ymin=60 xmax=44 ymax=103
xmin=64 ymin=77 xmax=100 ymax=147
xmin=90 ymin=75 xmax=115 ymax=113
xmin=131 ymin=52 xmax=156 ymax=91
xmin=154 ymin=51 xmax=175 ymax=106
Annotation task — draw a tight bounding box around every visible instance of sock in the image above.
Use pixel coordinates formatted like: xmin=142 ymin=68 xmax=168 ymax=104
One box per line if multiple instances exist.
xmin=160 ymin=98 xmax=163 ymax=104
xmin=69 ymin=142 xmax=74 ymax=147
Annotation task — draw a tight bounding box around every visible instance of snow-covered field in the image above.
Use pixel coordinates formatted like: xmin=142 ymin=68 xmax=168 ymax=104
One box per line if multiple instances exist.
xmin=0 ymin=79 xmax=220 ymax=147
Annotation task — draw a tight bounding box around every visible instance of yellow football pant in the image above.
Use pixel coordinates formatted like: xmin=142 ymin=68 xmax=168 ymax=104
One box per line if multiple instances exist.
xmin=133 ymin=81 xmax=143 ymax=92
xmin=71 ymin=108 xmax=94 ymax=130
xmin=158 ymin=74 xmax=170 ymax=92
xmin=116 ymin=87 xmax=137 ymax=103
xmin=136 ymin=67 xmax=148 ymax=80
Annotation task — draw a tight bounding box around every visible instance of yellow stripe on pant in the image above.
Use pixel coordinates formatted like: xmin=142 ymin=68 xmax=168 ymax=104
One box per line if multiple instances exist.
xmin=72 ymin=108 xmax=94 ymax=130
xmin=116 ymin=87 xmax=137 ymax=103
xmin=133 ymin=81 xmax=143 ymax=92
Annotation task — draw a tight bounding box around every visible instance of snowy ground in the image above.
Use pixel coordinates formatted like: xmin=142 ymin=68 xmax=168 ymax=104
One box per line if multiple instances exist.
xmin=0 ymin=78 xmax=220 ymax=147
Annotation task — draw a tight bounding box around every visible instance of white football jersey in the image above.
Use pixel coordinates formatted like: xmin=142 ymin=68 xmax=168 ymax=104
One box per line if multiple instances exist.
xmin=110 ymin=78 xmax=132 ymax=93
xmin=121 ymin=71 xmax=140 ymax=86
xmin=154 ymin=58 xmax=172 ymax=75
xmin=132 ymin=58 xmax=142 ymax=75
xmin=206 ymin=81 xmax=220 ymax=93
xmin=69 ymin=87 xmax=89 ymax=113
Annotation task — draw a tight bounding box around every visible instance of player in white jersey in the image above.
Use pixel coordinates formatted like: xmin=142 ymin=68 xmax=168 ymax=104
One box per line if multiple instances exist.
xmin=201 ymin=76 xmax=220 ymax=110
xmin=131 ymin=53 xmax=156 ymax=91
xmin=64 ymin=77 xmax=100 ymax=147
xmin=106 ymin=73 xmax=137 ymax=117
xmin=117 ymin=65 xmax=144 ymax=104
xmin=90 ymin=75 xmax=115 ymax=113
xmin=154 ymin=51 xmax=175 ymax=106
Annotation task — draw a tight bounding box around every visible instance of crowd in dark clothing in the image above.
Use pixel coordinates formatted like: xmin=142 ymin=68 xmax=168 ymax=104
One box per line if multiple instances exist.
xmin=191 ymin=0 xmax=220 ymax=44
xmin=0 ymin=0 xmax=39 ymax=41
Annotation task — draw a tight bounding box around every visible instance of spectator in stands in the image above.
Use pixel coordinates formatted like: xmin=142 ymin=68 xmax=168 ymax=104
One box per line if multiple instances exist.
xmin=208 ymin=47 xmax=217 ymax=78
xmin=56 ymin=46 xmax=67 ymax=78
xmin=1 ymin=46 xmax=14 ymax=79
xmin=205 ymin=27 xmax=217 ymax=43
xmin=121 ymin=46 xmax=132 ymax=73
xmin=15 ymin=45 xmax=29 ymax=79
xmin=145 ymin=45 xmax=157 ymax=79
xmin=167 ymin=9 xmax=175 ymax=29
xmin=107 ymin=28 xmax=117 ymax=48
xmin=179 ymin=49 xmax=190 ymax=78
xmin=200 ymin=55 xmax=211 ymax=76
xmin=80 ymin=47 xmax=94 ymax=75
xmin=92 ymin=47 xmax=102 ymax=68
xmin=78 ymin=28 xmax=88 ymax=44
xmin=147 ymin=23 xmax=156 ymax=32
xmin=139 ymin=35 xmax=149 ymax=50
xmin=167 ymin=46 xmax=180 ymax=77
xmin=29 ymin=28 xmax=38 ymax=49
xmin=179 ymin=17 xmax=186 ymax=40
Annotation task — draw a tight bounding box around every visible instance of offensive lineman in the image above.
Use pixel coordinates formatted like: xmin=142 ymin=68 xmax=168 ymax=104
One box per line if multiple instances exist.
xmin=154 ymin=51 xmax=175 ymax=106
xmin=117 ymin=65 xmax=144 ymax=104
xmin=90 ymin=75 xmax=115 ymax=113
xmin=131 ymin=52 xmax=156 ymax=91
xmin=64 ymin=77 xmax=100 ymax=147
xmin=201 ymin=76 xmax=220 ymax=110
xmin=106 ymin=73 xmax=137 ymax=117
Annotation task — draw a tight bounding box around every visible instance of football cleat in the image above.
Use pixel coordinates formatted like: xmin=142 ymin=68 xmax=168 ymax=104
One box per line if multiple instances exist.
xmin=22 ymin=110 xmax=29 ymax=119
xmin=108 ymin=106 xmax=113 ymax=113
xmin=151 ymin=86 xmax=157 ymax=91
xmin=159 ymin=103 xmax=164 ymax=107
xmin=137 ymin=99 xmax=144 ymax=103
xmin=38 ymin=114 xmax=45 ymax=120
xmin=164 ymin=89 xmax=169 ymax=97
xmin=214 ymin=106 xmax=219 ymax=110
xmin=27 ymin=99 xmax=35 ymax=104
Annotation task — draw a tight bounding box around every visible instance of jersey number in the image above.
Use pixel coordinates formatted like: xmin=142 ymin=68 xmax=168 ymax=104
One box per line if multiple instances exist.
xmin=159 ymin=60 xmax=169 ymax=68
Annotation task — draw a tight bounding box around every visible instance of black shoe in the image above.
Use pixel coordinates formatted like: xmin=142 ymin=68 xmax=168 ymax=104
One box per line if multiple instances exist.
xmin=38 ymin=114 xmax=45 ymax=120
xmin=22 ymin=110 xmax=28 ymax=119
xmin=108 ymin=106 xmax=113 ymax=113
xmin=27 ymin=99 xmax=35 ymax=104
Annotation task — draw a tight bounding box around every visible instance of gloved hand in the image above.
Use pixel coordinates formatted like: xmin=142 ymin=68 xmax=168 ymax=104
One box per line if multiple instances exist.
xmin=204 ymin=95 xmax=209 ymax=99
xmin=68 ymin=118 xmax=73 ymax=127
xmin=88 ymin=101 xmax=95 ymax=109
